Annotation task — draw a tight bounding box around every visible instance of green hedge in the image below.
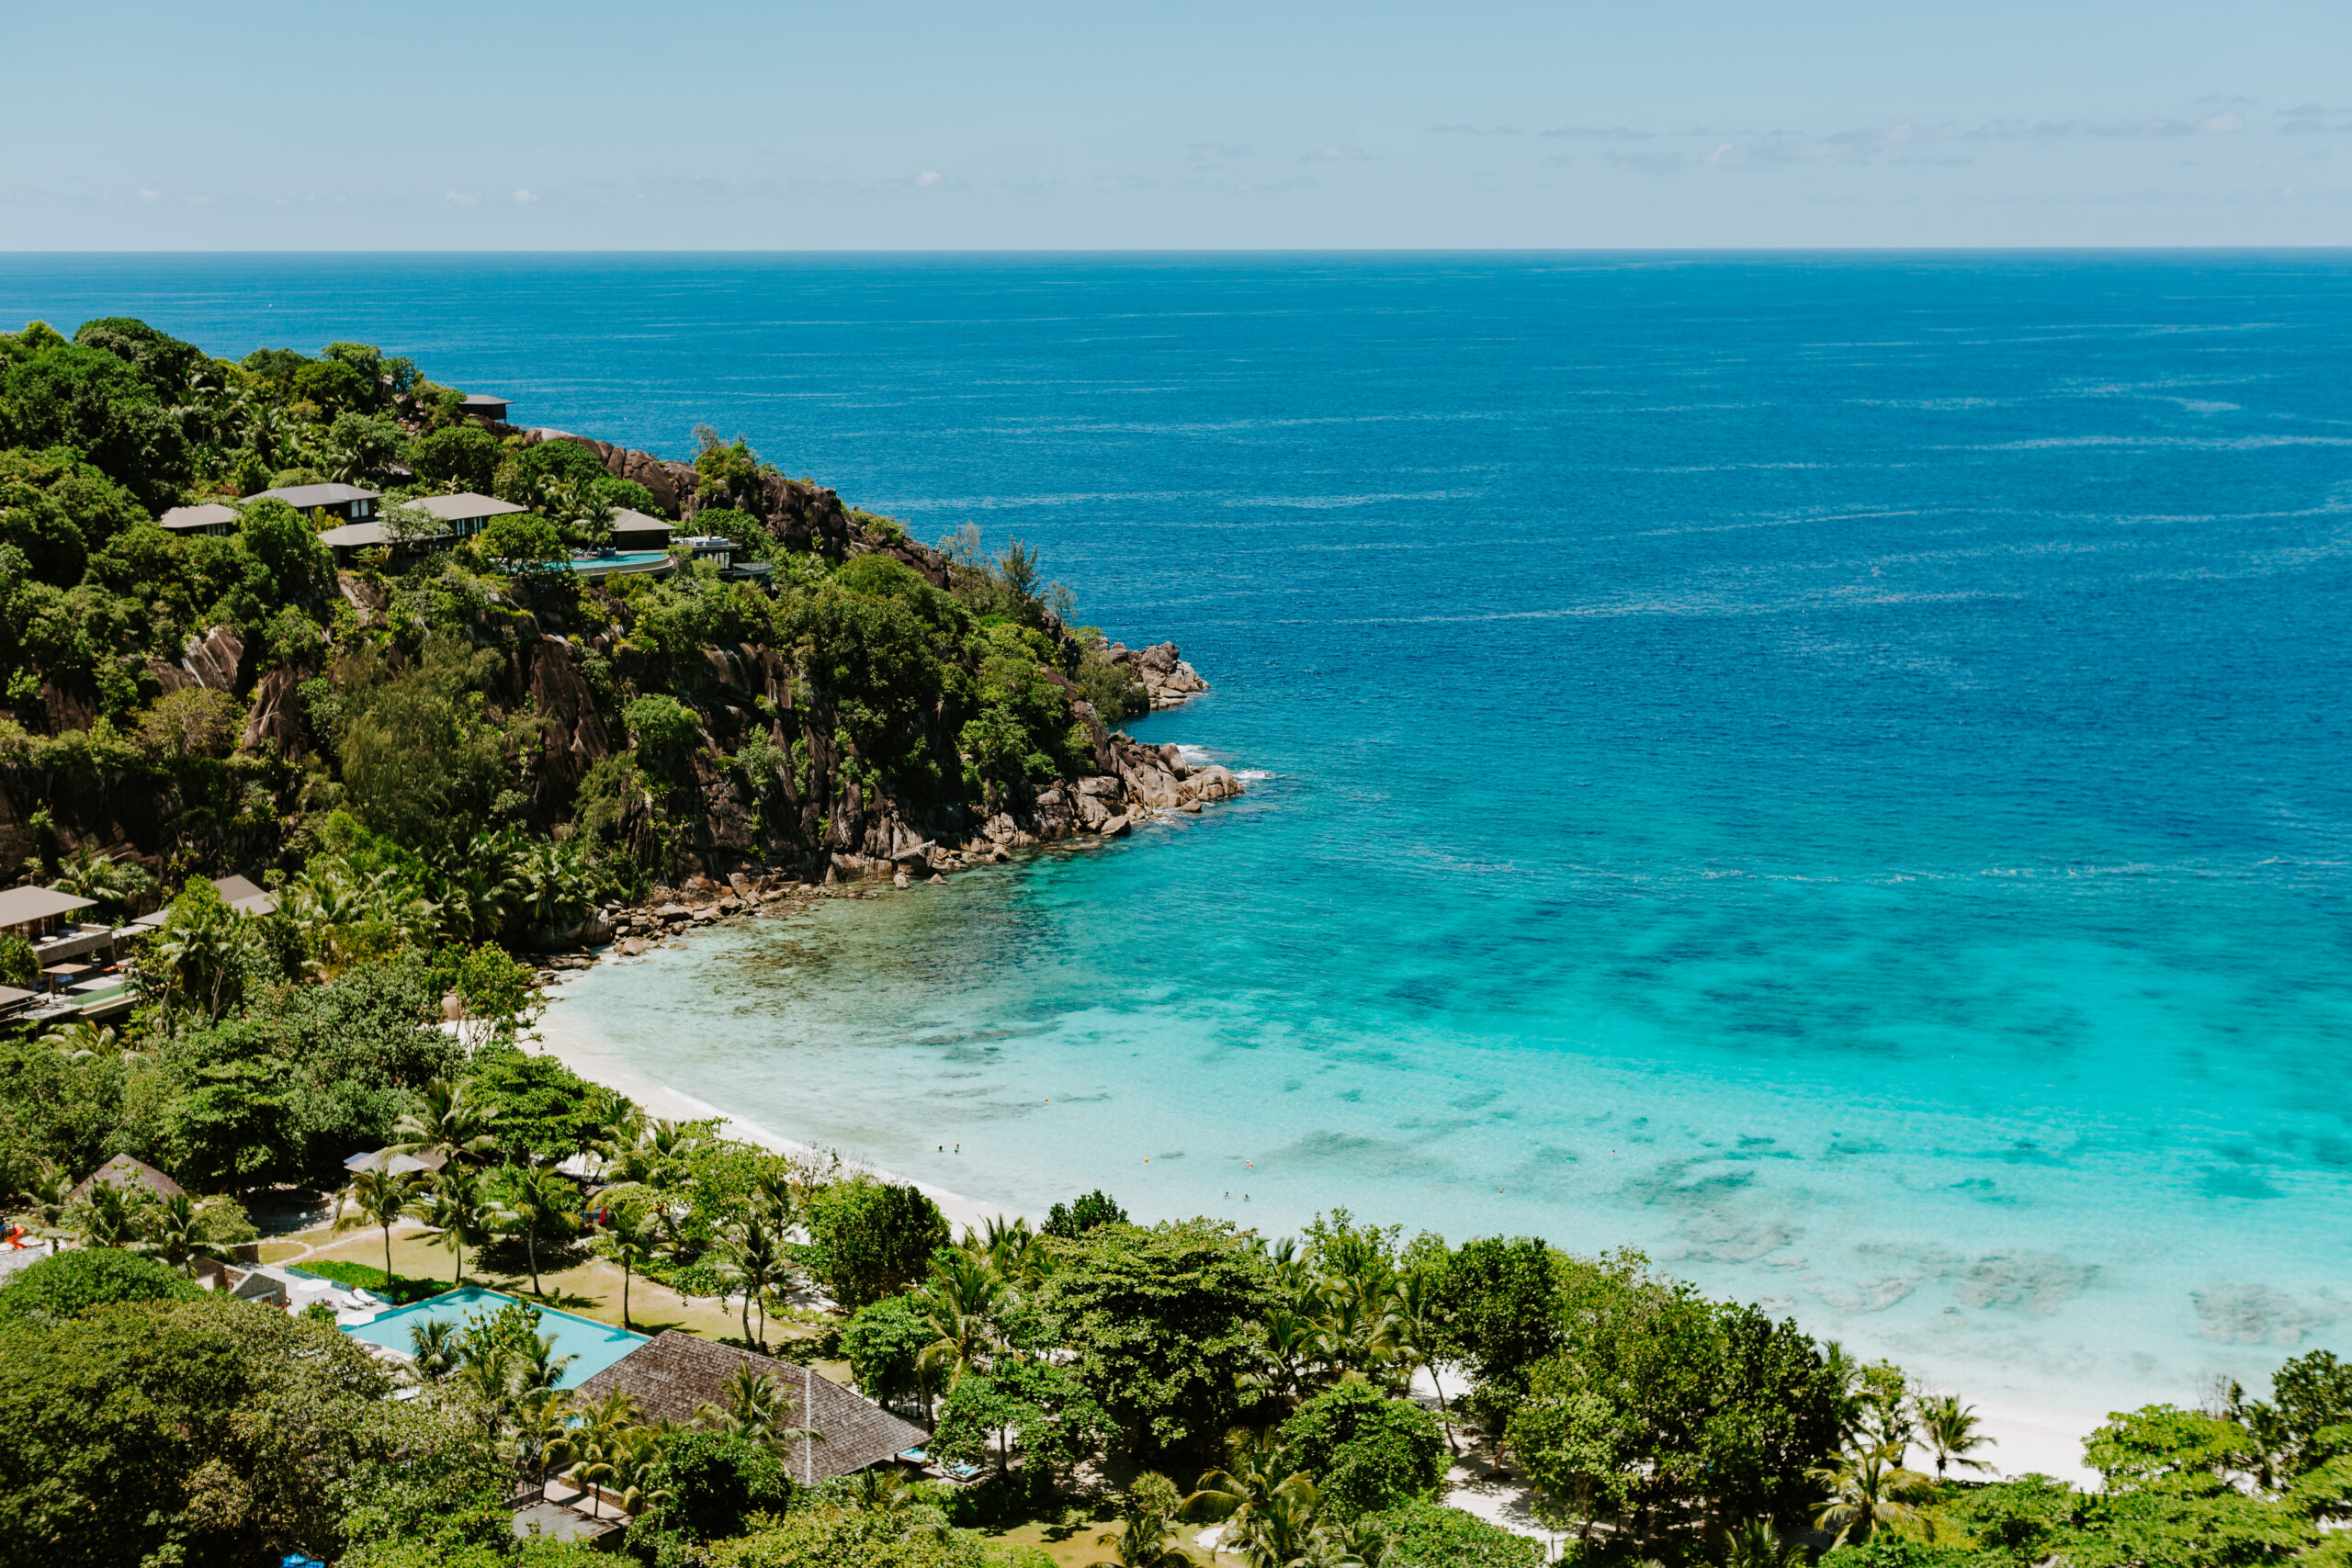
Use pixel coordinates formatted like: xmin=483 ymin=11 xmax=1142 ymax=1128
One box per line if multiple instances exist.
xmin=294 ymin=1260 xmax=446 ymax=1305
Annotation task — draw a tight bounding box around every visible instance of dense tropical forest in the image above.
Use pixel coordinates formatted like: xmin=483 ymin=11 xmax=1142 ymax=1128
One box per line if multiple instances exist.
xmin=2 ymin=318 xmax=2346 ymax=1568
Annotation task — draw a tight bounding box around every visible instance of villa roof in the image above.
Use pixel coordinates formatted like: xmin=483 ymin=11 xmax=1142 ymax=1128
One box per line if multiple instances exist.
xmin=0 ymin=885 xmax=97 ymax=931
xmin=573 ymin=1331 xmax=925 ymax=1483
xmin=342 ymin=1146 xmax=448 ymax=1177
xmin=458 ymin=393 xmax=509 ymax=408
xmin=401 ymin=491 xmax=527 ymax=523
xmin=71 ymin=1153 xmax=186 ymax=1204
xmin=132 ymin=874 xmax=277 ymax=926
xmin=243 ymin=483 xmax=380 ymax=509
xmin=317 ymin=518 xmax=451 ymax=550
xmin=158 ymin=502 xmax=240 ymax=532
xmin=609 ymin=509 xmax=673 ymax=535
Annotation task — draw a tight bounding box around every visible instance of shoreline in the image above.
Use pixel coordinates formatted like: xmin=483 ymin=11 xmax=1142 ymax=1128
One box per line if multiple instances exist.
xmin=526 ymin=994 xmax=1018 ymax=1244
xmin=526 ymin=967 xmax=2104 ymax=1487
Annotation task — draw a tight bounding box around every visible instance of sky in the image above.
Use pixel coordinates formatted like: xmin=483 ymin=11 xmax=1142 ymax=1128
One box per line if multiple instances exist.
xmin=5 ymin=0 xmax=2349 ymax=249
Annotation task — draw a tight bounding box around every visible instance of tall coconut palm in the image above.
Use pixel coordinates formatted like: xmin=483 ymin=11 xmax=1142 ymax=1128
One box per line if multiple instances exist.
xmin=1812 ymin=1444 xmax=1935 ymax=1547
xmin=1387 ymin=1269 xmax=1458 ymax=1452
xmin=915 ymin=1248 xmax=1009 ymax=1393
xmin=497 ymin=1164 xmax=581 ymax=1297
xmin=505 ymin=1390 xmax=581 ymax=1495
xmin=602 ymin=1200 xmax=662 ymax=1333
xmin=568 ymin=1386 xmax=643 ymax=1517
xmin=145 ymin=895 xmax=251 ymax=1019
xmin=395 ymin=1078 xmax=501 ymax=1168
xmin=336 ymin=1167 xmax=426 ymax=1291
xmin=1916 ymin=1393 xmax=1996 ymax=1481
xmin=718 ymin=1215 xmax=790 ymax=1352
xmin=413 ymin=1164 xmax=491 ymax=1287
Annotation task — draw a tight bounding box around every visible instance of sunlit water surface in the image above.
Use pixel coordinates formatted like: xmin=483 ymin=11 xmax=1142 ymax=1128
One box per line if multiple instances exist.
xmin=11 ymin=253 xmax=2348 ymax=1438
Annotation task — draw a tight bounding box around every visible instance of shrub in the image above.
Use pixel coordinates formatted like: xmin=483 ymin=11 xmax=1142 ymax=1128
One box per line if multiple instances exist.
xmin=1042 ymin=1189 xmax=1126 ymax=1238
xmin=0 ymin=1247 xmax=196 ymax=1323
xmin=803 ymin=1178 xmax=949 ymax=1312
xmin=1358 ymin=1500 xmax=1541 ymax=1568
xmin=634 ymin=1432 xmax=794 ymax=1545
xmin=1277 ymin=1380 xmax=1449 ymax=1517
xmin=295 ymin=1259 xmax=442 ymax=1305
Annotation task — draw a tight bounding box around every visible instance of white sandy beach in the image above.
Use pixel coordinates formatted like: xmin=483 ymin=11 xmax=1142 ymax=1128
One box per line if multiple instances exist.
xmin=527 ymin=964 xmax=2103 ymax=1487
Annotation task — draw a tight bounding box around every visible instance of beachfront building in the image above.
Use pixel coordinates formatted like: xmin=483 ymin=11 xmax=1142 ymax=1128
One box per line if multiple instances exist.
xmin=0 ymin=883 xmax=118 ymax=979
xmin=678 ymin=533 xmax=774 ymax=582
xmin=157 ymin=502 xmax=240 ymax=537
xmin=572 ymin=1331 xmax=927 ymax=1485
xmin=396 ymin=491 xmax=527 ymax=540
xmin=128 ymin=874 xmax=276 ymax=932
xmin=609 ymin=508 xmax=674 ymax=550
xmin=70 ymin=1153 xmax=185 ymax=1207
xmin=243 ymin=481 xmax=381 ymax=523
xmin=458 ymin=393 xmax=510 ymax=426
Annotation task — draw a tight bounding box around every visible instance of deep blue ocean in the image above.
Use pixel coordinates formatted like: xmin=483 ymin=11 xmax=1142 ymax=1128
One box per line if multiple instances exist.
xmin=8 ymin=253 xmax=2349 ymax=1447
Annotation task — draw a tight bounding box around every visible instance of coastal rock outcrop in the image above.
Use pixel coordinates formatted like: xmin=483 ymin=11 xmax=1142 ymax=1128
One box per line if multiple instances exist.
xmin=1106 ymin=641 xmax=1209 ymax=709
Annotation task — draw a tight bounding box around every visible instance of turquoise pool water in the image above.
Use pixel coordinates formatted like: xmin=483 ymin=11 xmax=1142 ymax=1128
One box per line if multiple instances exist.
xmin=343 ymin=1286 xmax=647 ymax=1388
xmin=532 ymin=550 xmax=673 ymax=576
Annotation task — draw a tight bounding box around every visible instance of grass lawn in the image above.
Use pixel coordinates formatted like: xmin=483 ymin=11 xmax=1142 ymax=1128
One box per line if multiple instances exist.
xmin=289 ymin=1224 xmax=832 ymax=1361
xmin=981 ymin=1510 xmax=1234 ymax=1567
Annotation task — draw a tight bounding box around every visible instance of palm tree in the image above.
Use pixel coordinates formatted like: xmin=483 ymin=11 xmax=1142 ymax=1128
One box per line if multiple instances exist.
xmin=1187 ymin=1428 xmax=1311 ymax=1551
xmin=145 ymin=895 xmax=251 ymax=1019
xmin=514 ymin=1330 xmax=580 ymax=1401
xmin=718 ymin=1215 xmax=790 ymax=1352
xmin=567 ymin=1386 xmax=642 ymax=1517
xmin=413 ymin=1165 xmax=491 ymax=1287
xmin=504 ymin=1389 xmax=582 ymax=1496
xmin=142 ymin=1193 xmax=232 ymax=1276
xmin=497 ymin=1164 xmax=582 ymax=1297
xmin=1812 ymin=1444 xmax=1935 ymax=1547
xmin=1723 ymin=1518 xmax=1804 ymax=1568
xmin=1092 ymin=1512 xmax=1199 ymax=1568
xmin=12 ymin=1162 xmax=71 ymax=1241
xmin=37 ymin=1021 xmax=119 ymax=1062
xmin=602 ymin=1200 xmax=662 ymax=1333
xmin=395 ymin=1078 xmax=501 ymax=1168
xmin=74 ymin=1181 xmax=142 ymax=1248
xmin=695 ymin=1364 xmax=820 ymax=1453
xmin=1387 ymin=1269 xmax=1457 ymax=1452
xmin=458 ymin=1338 xmax=521 ymax=1438
xmin=845 ymin=1466 xmax=918 ymax=1517
xmin=915 ymin=1249 xmax=1008 ymax=1393
xmin=336 ymin=1167 xmax=426 ymax=1291
xmin=1916 ymin=1393 xmax=1996 ymax=1481
xmin=409 ymin=1319 xmax=462 ymax=1383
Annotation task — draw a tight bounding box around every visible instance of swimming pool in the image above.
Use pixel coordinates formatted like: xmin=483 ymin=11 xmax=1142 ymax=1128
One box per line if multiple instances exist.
xmin=524 ymin=550 xmax=674 ymax=578
xmin=342 ymin=1286 xmax=648 ymax=1388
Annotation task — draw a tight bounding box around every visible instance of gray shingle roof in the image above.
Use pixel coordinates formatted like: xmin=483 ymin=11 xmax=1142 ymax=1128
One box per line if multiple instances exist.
xmin=401 ymin=491 xmax=526 ymax=523
xmin=0 ymin=885 xmax=97 ymax=930
xmin=243 ymin=483 xmax=380 ymax=509
xmin=158 ymin=503 xmax=240 ymax=531
xmin=573 ymin=1331 xmax=926 ymax=1483
xmin=71 ymin=1154 xmax=187 ymax=1204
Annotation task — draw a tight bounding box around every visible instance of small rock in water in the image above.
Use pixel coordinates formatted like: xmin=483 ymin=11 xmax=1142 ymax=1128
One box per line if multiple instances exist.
xmin=893 ymin=871 xmax=910 ymax=889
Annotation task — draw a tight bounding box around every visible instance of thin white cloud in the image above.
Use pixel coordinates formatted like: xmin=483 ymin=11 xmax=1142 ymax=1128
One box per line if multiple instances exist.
xmin=1188 ymin=141 xmax=1253 ymax=164
xmin=1604 ymin=149 xmax=1690 ymax=175
xmin=1431 ymin=124 xmax=1520 ymax=136
xmin=1971 ymin=112 xmax=2246 ymax=140
xmin=915 ymin=169 xmax=944 ymax=188
xmin=441 ymin=190 xmax=480 ymax=207
xmin=511 ymin=188 xmax=539 ymax=204
xmin=1097 ymin=174 xmax=1158 ymax=192
xmin=1541 ymin=124 xmax=1654 ymax=141
xmin=1299 ymin=143 xmax=1372 ymax=163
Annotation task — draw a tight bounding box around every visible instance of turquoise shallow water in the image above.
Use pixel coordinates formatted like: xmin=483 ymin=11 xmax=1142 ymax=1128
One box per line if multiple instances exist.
xmin=8 ymin=252 xmax=2348 ymax=1435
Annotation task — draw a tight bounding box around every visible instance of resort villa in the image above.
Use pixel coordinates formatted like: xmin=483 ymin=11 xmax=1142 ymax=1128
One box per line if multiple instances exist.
xmin=156 ymin=502 xmax=241 ymax=537
xmin=315 ymin=491 xmax=527 ymax=566
xmin=244 ymin=481 xmax=381 ymax=523
xmin=0 ymin=882 xmax=135 ymax=1018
